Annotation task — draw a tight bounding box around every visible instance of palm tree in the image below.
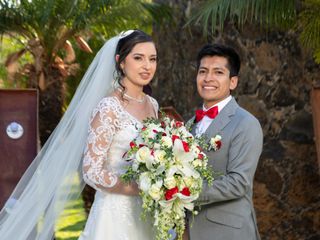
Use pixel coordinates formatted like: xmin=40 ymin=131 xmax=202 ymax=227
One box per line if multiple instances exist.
xmin=188 ymin=0 xmax=320 ymax=63
xmin=0 ymin=0 xmax=170 ymax=144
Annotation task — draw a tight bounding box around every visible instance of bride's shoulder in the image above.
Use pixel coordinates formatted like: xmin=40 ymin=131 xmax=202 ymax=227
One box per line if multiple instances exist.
xmin=94 ymin=94 xmax=121 ymax=112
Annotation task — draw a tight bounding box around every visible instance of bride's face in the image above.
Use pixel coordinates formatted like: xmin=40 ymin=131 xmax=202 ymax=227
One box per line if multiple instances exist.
xmin=120 ymin=42 xmax=157 ymax=88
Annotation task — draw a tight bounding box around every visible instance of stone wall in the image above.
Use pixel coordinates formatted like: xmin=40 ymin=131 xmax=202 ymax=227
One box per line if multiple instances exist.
xmin=152 ymin=1 xmax=320 ymax=239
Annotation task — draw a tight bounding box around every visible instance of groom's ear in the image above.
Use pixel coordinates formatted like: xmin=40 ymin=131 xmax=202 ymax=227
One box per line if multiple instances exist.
xmin=230 ymin=76 xmax=238 ymax=90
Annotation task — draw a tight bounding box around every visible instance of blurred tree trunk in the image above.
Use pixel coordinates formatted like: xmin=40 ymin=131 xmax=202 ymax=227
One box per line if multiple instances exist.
xmin=39 ymin=70 xmax=64 ymax=144
xmin=28 ymin=66 xmax=64 ymax=144
xmin=152 ymin=0 xmax=206 ymax=120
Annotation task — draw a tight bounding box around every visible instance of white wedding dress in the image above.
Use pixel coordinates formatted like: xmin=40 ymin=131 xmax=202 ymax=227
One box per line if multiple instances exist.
xmin=78 ymin=95 xmax=157 ymax=240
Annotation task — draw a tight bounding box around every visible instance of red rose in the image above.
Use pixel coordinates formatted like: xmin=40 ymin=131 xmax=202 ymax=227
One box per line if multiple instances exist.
xmin=138 ymin=144 xmax=146 ymax=148
xmin=175 ymin=121 xmax=183 ymax=128
xmin=182 ymin=141 xmax=190 ymax=152
xmin=165 ymin=187 xmax=179 ymax=200
xmin=129 ymin=141 xmax=136 ymax=149
xmin=216 ymin=140 xmax=222 ymax=149
xmin=142 ymin=127 xmax=147 ymax=131
xmin=198 ymin=153 xmax=204 ymax=160
xmin=161 ymin=121 xmax=166 ymax=128
xmin=153 ymin=129 xmax=158 ymax=133
xmin=172 ymin=135 xmax=179 ymax=143
xmin=180 ymin=187 xmax=191 ymax=196
xmin=162 ymin=132 xmax=167 ymax=136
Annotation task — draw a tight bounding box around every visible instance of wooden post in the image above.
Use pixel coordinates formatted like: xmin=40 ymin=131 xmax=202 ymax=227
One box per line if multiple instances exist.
xmin=311 ymin=87 xmax=320 ymax=169
xmin=0 ymin=89 xmax=38 ymax=208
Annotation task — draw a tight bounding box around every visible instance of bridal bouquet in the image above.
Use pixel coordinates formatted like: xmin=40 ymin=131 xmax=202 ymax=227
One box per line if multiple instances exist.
xmin=122 ymin=115 xmax=214 ymax=240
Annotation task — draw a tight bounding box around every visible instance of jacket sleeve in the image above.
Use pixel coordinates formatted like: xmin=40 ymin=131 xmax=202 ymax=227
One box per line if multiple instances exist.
xmin=198 ymin=116 xmax=263 ymax=205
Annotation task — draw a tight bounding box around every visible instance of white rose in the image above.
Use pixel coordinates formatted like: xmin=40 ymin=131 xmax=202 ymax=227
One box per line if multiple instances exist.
xmin=136 ymin=146 xmax=152 ymax=163
xmin=183 ymin=177 xmax=197 ymax=188
xmin=164 ymin=176 xmax=177 ymax=189
xmin=161 ymin=136 xmax=172 ymax=148
xmin=192 ymin=159 xmax=203 ymax=167
xmin=148 ymin=184 xmax=162 ymax=201
xmin=154 ymin=150 xmax=166 ymax=163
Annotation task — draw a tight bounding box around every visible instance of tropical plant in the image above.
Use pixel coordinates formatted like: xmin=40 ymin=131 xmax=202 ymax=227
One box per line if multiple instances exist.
xmin=0 ymin=0 xmax=171 ymax=144
xmin=188 ymin=0 xmax=320 ymax=63
xmin=298 ymin=0 xmax=320 ymax=63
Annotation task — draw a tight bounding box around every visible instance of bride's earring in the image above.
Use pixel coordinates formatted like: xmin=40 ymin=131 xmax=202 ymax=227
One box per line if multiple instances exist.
xmin=120 ymin=63 xmax=126 ymax=76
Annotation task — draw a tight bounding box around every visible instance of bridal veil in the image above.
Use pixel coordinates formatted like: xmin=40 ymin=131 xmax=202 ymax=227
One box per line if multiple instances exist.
xmin=0 ymin=32 xmax=128 ymax=239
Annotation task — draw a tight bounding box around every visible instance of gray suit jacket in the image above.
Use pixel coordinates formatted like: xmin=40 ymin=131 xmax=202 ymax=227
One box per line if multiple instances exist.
xmin=188 ymin=97 xmax=263 ymax=240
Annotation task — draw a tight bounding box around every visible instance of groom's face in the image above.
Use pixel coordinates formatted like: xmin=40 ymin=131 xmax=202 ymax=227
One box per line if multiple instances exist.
xmin=196 ymin=55 xmax=238 ymax=108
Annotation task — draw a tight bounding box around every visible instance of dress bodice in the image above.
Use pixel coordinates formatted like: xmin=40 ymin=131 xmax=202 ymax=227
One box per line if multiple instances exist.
xmin=82 ymin=95 xmax=158 ymax=192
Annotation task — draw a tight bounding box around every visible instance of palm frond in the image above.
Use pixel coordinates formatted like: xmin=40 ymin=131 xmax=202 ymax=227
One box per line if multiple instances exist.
xmin=314 ymin=48 xmax=320 ymax=64
xmin=88 ymin=0 xmax=171 ymax=38
xmin=187 ymin=0 xmax=296 ymax=35
xmin=140 ymin=2 xmax=172 ymax=24
xmin=299 ymin=0 xmax=320 ymax=49
xmin=0 ymin=1 xmax=35 ymax=38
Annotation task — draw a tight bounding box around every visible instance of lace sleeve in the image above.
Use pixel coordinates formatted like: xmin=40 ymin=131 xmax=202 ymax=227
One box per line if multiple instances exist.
xmin=82 ymin=98 xmax=119 ymax=191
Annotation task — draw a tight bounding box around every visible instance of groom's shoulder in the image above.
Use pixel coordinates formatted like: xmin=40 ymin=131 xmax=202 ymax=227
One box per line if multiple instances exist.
xmin=234 ymin=105 xmax=262 ymax=129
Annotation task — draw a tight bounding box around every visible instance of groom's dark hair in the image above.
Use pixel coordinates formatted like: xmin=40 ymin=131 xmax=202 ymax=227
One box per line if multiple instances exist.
xmin=196 ymin=44 xmax=241 ymax=78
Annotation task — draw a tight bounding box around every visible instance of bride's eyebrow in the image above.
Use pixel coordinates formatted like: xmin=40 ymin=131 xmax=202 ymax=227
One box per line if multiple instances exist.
xmin=132 ymin=53 xmax=157 ymax=57
xmin=132 ymin=53 xmax=144 ymax=56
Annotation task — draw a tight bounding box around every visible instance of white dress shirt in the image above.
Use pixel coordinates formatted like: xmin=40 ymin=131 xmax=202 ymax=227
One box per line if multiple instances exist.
xmin=195 ymin=95 xmax=232 ymax=136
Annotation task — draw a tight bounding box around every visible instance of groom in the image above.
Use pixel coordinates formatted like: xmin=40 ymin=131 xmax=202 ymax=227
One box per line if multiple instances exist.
xmin=187 ymin=44 xmax=263 ymax=240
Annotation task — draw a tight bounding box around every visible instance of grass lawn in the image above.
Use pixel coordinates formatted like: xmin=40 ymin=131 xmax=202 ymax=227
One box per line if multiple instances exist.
xmin=55 ymin=180 xmax=87 ymax=240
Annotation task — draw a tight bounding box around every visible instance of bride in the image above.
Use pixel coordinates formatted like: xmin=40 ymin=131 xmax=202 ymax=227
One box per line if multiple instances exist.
xmin=79 ymin=30 xmax=158 ymax=239
xmin=0 ymin=30 xmax=158 ymax=240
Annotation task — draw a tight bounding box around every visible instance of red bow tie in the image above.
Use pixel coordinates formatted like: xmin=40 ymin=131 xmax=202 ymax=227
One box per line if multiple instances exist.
xmin=195 ymin=106 xmax=219 ymax=122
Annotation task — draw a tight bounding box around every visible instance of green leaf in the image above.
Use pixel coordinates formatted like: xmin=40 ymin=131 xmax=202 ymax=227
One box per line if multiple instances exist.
xmin=187 ymin=0 xmax=296 ymax=35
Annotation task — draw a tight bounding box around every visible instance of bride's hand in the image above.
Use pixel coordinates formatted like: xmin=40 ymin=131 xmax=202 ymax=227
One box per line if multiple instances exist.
xmin=108 ymin=179 xmax=140 ymax=196
xmin=124 ymin=181 xmax=140 ymax=196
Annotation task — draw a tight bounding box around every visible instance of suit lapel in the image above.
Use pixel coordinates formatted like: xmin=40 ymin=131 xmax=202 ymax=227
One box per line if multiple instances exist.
xmin=204 ymin=97 xmax=239 ymax=138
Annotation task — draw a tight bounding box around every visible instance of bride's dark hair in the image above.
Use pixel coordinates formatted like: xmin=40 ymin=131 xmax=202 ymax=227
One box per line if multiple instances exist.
xmin=115 ymin=30 xmax=155 ymax=95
